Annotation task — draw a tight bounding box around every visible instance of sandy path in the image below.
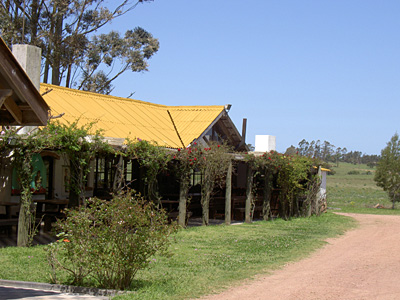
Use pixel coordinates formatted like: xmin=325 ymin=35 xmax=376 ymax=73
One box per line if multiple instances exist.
xmin=198 ymin=213 xmax=400 ymax=300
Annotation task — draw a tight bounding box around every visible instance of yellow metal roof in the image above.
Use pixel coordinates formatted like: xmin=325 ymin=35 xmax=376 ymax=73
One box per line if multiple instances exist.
xmin=40 ymin=83 xmax=225 ymax=148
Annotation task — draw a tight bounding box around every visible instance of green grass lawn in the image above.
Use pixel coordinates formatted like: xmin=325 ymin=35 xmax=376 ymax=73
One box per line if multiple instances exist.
xmin=2 ymin=161 xmax=396 ymax=300
xmin=327 ymin=162 xmax=400 ymax=214
xmin=0 ymin=213 xmax=355 ymax=300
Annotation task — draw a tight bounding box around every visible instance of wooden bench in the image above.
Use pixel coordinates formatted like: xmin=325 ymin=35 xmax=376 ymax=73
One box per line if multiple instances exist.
xmin=38 ymin=212 xmax=65 ymax=232
xmin=0 ymin=218 xmax=19 ymax=236
xmin=0 ymin=218 xmax=41 ymax=236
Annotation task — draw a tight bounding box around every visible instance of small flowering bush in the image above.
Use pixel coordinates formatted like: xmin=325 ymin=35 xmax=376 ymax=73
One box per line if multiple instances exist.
xmin=46 ymin=191 xmax=178 ymax=290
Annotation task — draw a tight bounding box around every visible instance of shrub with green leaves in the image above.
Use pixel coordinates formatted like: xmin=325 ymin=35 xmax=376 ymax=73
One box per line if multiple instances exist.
xmin=46 ymin=191 xmax=178 ymax=290
xmin=347 ymin=170 xmax=360 ymax=175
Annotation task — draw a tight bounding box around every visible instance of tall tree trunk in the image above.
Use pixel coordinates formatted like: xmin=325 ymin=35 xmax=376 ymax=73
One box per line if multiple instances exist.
xmin=66 ymin=63 xmax=72 ymax=88
xmin=43 ymin=55 xmax=50 ymax=84
xmin=225 ymin=160 xmax=232 ymax=225
xmin=30 ymin=0 xmax=39 ymax=45
xmin=43 ymin=4 xmax=56 ymax=84
xmin=262 ymin=170 xmax=272 ymax=221
xmin=245 ymin=166 xmax=253 ymax=223
xmin=51 ymin=4 xmax=64 ymax=85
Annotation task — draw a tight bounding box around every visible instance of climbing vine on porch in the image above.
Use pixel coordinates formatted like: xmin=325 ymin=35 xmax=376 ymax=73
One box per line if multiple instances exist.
xmin=40 ymin=120 xmax=113 ymax=208
xmin=124 ymin=138 xmax=171 ymax=201
xmin=0 ymin=120 xmax=112 ymax=247
xmin=245 ymin=151 xmax=322 ymax=220
xmin=1 ymin=126 xmax=53 ymax=246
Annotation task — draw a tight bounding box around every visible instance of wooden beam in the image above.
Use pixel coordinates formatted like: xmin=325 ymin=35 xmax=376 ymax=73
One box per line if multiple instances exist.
xmin=4 ymin=97 xmax=22 ymax=124
xmin=0 ymin=89 xmax=12 ymax=107
xmin=245 ymin=166 xmax=253 ymax=224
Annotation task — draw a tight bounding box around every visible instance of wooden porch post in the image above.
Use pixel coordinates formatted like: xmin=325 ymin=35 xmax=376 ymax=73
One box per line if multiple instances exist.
xmin=245 ymin=166 xmax=253 ymax=223
xmin=262 ymin=170 xmax=272 ymax=221
xmin=178 ymin=176 xmax=189 ymax=228
xmin=225 ymin=160 xmax=232 ymax=225
xmin=315 ymin=166 xmax=322 ymax=216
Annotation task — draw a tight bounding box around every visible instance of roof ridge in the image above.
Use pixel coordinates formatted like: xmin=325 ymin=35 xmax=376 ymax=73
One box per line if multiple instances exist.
xmin=40 ymin=83 xmax=168 ymax=108
xmin=40 ymin=83 xmax=225 ymax=110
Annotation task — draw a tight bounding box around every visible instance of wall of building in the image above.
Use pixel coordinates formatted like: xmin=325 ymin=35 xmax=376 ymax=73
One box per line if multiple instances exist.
xmin=53 ymin=157 xmax=95 ymax=200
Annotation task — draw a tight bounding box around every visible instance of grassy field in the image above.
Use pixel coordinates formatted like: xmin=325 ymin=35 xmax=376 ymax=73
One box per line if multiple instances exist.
xmin=327 ymin=162 xmax=400 ymax=214
xmin=0 ymin=213 xmax=355 ymax=300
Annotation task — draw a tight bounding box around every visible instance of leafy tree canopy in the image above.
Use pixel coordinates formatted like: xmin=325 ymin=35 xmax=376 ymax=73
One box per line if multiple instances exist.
xmin=0 ymin=0 xmax=158 ymax=94
xmin=374 ymin=133 xmax=400 ymax=209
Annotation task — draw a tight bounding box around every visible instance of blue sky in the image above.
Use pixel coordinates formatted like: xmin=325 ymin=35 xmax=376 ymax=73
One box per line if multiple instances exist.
xmin=105 ymin=0 xmax=400 ymax=155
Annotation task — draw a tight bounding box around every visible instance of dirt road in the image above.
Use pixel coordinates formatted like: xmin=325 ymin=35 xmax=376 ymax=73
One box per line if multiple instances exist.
xmin=199 ymin=213 xmax=400 ymax=300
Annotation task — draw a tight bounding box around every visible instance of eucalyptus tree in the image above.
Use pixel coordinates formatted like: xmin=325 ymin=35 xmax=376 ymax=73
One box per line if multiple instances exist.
xmin=0 ymin=0 xmax=158 ymax=94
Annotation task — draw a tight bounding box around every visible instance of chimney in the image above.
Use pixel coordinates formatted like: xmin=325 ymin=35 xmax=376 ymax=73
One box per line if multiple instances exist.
xmin=255 ymin=135 xmax=276 ymax=152
xmin=12 ymin=44 xmax=41 ymax=91
xmin=12 ymin=44 xmax=42 ymax=134
xmin=241 ymin=118 xmax=247 ymax=145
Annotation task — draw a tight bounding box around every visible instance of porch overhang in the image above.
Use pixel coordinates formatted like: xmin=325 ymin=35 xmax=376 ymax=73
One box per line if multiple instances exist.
xmin=0 ymin=38 xmax=49 ymax=126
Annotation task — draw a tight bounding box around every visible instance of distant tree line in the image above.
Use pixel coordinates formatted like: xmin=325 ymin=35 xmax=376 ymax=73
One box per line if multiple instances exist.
xmin=285 ymin=139 xmax=380 ymax=168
